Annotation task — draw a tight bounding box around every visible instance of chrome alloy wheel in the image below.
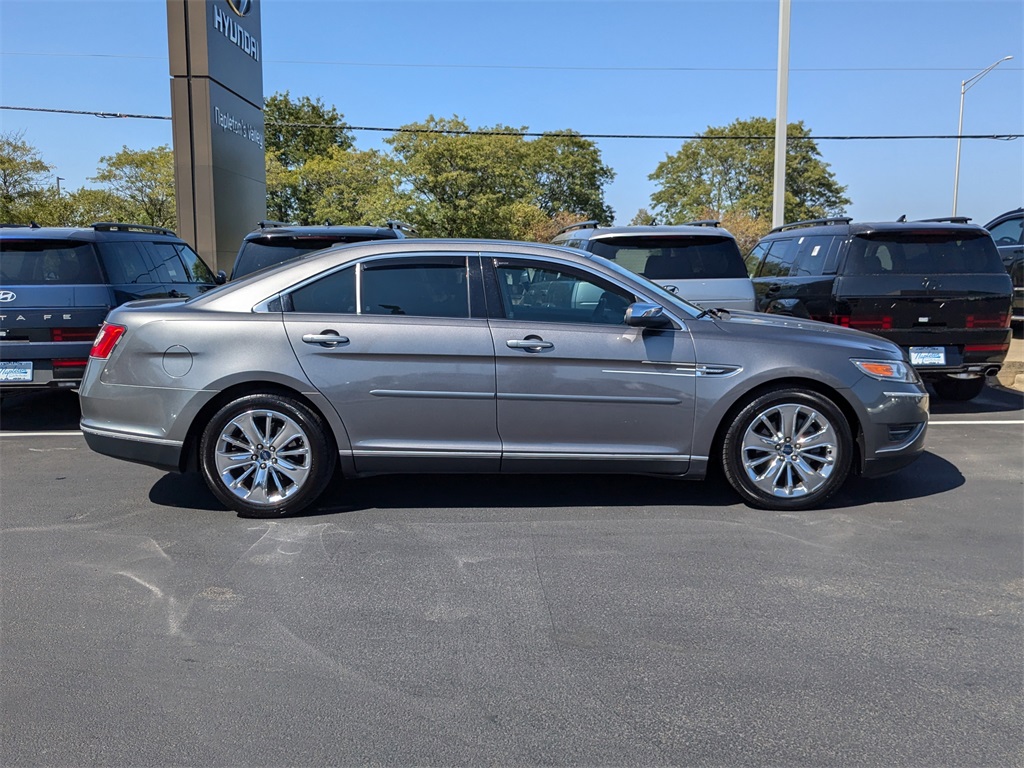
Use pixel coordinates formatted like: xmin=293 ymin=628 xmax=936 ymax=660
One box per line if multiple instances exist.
xmin=741 ymin=403 xmax=839 ymax=498
xmin=214 ymin=408 xmax=312 ymax=505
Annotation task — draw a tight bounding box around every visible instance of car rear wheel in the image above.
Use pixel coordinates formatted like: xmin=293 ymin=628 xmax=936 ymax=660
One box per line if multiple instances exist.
xmin=200 ymin=393 xmax=335 ymax=518
xmin=932 ymin=375 xmax=986 ymax=401
xmin=722 ymin=388 xmax=852 ymax=510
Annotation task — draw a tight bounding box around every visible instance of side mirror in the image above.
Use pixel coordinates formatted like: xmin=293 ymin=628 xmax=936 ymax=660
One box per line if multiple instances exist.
xmin=215 ymin=270 xmax=228 ymax=285
xmin=624 ymin=302 xmax=672 ymax=328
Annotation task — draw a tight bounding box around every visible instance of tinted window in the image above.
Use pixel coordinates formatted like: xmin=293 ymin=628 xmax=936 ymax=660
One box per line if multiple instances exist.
xmin=745 ymin=242 xmax=768 ymax=276
xmin=845 ymin=232 xmax=1005 ymax=275
xmin=496 ymin=261 xmax=633 ymax=325
xmin=362 ymin=258 xmax=469 ymax=318
xmin=587 ymin=236 xmax=748 ymax=279
xmin=758 ymin=238 xmax=798 ymax=277
xmin=290 ymin=267 xmax=357 ymax=313
xmin=0 ymin=240 xmax=103 ymax=285
xmin=175 ymin=244 xmax=216 ymax=283
xmin=791 ymin=235 xmax=842 ymax=276
xmin=233 ymin=237 xmax=386 ymax=279
xmin=988 ymin=216 xmax=1023 ymax=245
xmin=100 ymin=241 xmax=182 ymax=284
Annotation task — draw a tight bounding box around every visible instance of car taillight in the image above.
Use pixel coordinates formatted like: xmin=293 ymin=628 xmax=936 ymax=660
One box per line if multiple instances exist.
xmin=835 ymin=315 xmax=893 ymax=331
xmin=90 ymin=323 xmax=126 ymax=359
xmin=51 ymin=327 xmax=101 ymax=343
xmin=52 ymin=359 xmax=89 ymax=368
xmin=964 ymin=343 xmax=1009 ymax=353
xmin=966 ymin=313 xmax=1010 ymax=328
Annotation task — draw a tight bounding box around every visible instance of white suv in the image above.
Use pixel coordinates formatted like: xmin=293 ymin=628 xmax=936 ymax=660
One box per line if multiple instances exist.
xmin=551 ymin=221 xmax=756 ymax=311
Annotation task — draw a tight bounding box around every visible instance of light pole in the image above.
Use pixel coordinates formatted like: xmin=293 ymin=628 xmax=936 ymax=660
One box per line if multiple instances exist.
xmin=55 ymin=177 xmax=65 ymax=196
xmin=952 ymin=55 xmax=1013 ymax=216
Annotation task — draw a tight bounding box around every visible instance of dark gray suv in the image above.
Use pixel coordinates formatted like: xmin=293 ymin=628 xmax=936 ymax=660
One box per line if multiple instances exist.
xmin=0 ymin=222 xmax=222 ymax=392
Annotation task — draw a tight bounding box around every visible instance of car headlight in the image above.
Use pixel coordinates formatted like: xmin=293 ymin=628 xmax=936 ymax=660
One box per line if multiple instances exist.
xmin=851 ymin=358 xmax=920 ymax=383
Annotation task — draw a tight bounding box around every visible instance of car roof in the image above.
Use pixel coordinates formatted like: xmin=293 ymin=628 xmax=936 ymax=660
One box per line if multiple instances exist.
xmin=241 ymin=221 xmax=411 ymax=241
xmin=761 ymin=216 xmax=990 ymax=238
xmin=553 ymin=222 xmax=736 ymax=242
xmin=0 ymin=222 xmax=183 ymax=242
xmin=984 ymin=207 xmax=1023 ymax=229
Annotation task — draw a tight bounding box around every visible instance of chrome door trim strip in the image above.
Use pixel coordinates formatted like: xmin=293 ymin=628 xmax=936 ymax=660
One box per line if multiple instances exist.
xmin=497 ymin=392 xmax=681 ymax=405
xmin=370 ymin=389 xmax=495 ymax=400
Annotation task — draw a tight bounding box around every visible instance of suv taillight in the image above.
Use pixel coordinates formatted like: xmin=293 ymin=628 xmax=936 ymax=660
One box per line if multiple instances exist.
xmin=51 ymin=327 xmax=101 ymax=343
xmin=835 ymin=315 xmax=893 ymax=331
xmin=966 ymin=313 xmax=1010 ymax=328
xmin=90 ymin=323 xmax=126 ymax=359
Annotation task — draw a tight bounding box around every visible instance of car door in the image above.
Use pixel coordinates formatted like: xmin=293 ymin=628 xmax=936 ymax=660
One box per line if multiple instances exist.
xmin=484 ymin=254 xmax=697 ymax=475
xmin=283 ymin=253 xmax=500 ymax=474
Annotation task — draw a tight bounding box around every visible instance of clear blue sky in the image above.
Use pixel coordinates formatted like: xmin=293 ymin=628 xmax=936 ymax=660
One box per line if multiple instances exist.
xmin=1 ymin=0 xmax=1021 ymax=227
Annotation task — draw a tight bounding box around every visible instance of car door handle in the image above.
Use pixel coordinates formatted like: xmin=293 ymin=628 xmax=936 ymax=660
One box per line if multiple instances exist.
xmin=507 ymin=339 xmax=554 ymax=351
xmin=302 ymin=333 xmax=349 ymax=348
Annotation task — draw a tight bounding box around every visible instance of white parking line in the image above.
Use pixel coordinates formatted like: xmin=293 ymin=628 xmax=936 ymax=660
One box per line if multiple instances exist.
xmin=928 ymin=420 xmax=1024 ymax=425
xmin=1 ymin=431 xmax=84 ymax=437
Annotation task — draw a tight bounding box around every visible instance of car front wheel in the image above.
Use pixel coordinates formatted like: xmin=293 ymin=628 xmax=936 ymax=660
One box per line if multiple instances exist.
xmin=200 ymin=393 xmax=336 ymax=518
xmin=722 ymin=388 xmax=853 ymax=510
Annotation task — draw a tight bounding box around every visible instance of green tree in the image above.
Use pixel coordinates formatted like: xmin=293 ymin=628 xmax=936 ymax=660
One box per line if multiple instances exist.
xmin=386 ymin=116 xmax=614 ymax=239
xmin=0 ymin=131 xmax=54 ymax=222
xmin=301 ymin=146 xmax=414 ymax=226
xmin=90 ymin=144 xmax=176 ymax=228
xmin=630 ymin=208 xmax=657 ymax=226
xmin=649 ymin=117 xmax=849 ymax=227
xmin=264 ymin=91 xmax=354 ymax=170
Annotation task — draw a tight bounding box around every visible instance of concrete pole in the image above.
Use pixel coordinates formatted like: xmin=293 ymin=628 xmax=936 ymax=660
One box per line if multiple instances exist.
xmin=772 ymin=0 xmax=791 ymax=229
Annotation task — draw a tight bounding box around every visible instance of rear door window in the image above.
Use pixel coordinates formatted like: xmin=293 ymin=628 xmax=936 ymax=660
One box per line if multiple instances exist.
xmin=791 ymin=235 xmax=843 ymax=276
xmin=757 ymin=238 xmax=798 ymax=277
xmin=100 ymin=241 xmax=175 ymax=284
xmin=0 ymin=240 xmax=104 ymax=284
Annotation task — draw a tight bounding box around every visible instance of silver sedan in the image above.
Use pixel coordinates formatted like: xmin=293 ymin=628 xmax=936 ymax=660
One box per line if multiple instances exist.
xmin=78 ymin=239 xmax=929 ymax=517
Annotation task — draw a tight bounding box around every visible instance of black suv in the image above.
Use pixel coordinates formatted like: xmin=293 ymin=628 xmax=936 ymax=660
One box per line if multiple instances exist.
xmin=230 ymin=220 xmax=414 ymax=280
xmin=747 ymin=216 xmax=1012 ymax=400
xmin=0 ymin=222 xmax=223 ymax=392
xmin=984 ymin=207 xmax=1023 ymax=325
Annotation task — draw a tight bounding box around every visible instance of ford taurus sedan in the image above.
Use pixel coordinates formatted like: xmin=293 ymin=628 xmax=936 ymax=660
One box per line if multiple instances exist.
xmin=79 ymin=239 xmax=929 ymax=517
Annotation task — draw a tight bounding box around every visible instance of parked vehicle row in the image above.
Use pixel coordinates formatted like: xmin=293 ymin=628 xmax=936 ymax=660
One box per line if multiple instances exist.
xmin=0 ymin=210 xmax=1013 ymax=517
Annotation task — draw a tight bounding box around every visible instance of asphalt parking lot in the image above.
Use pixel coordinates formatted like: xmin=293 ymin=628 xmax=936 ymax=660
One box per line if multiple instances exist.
xmin=1 ymin=383 xmax=1021 ymax=767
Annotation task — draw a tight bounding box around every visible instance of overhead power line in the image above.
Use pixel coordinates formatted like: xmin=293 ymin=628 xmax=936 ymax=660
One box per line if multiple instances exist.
xmin=2 ymin=51 xmax=1022 ymax=74
xmin=2 ymin=105 xmax=1021 ymax=142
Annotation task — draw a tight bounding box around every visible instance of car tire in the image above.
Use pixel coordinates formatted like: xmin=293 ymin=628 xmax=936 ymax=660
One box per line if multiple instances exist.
xmin=200 ymin=393 xmax=336 ymax=518
xmin=932 ymin=376 xmax=986 ymax=401
xmin=722 ymin=388 xmax=853 ymax=510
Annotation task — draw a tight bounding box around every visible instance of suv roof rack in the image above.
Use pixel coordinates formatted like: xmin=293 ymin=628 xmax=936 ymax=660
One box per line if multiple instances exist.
xmin=386 ymin=219 xmax=418 ymax=235
xmin=681 ymin=219 xmax=721 ymax=228
xmin=257 ymin=220 xmax=293 ymax=230
xmin=91 ymin=222 xmax=177 ymax=236
xmin=556 ymin=220 xmax=600 ymax=236
xmin=769 ymin=217 xmax=853 ymax=234
xmin=0 ymin=222 xmax=41 ymax=229
xmin=914 ymin=216 xmax=972 ymax=224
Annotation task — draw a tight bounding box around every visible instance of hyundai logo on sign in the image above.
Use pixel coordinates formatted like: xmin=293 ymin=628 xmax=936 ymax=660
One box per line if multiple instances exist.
xmin=0 ymin=291 xmax=16 ymax=303
xmin=214 ymin=1 xmax=259 ymax=61
xmin=227 ymin=0 xmax=252 ymax=17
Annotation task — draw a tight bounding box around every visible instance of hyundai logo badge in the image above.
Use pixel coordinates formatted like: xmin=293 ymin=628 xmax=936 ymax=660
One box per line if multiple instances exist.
xmin=0 ymin=290 xmax=16 ymax=302
xmin=227 ymin=0 xmax=252 ymax=16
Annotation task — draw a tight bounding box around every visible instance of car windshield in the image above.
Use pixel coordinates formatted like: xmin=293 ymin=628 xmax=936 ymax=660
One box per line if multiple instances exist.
xmin=232 ymin=237 xmax=370 ymax=279
xmin=845 ymin=232 xmax=1004 ymax=275
xmin=587 ymin=235 xmax=748 ymax=279
xmin=0 ymin=240 xmax=104 ymax=284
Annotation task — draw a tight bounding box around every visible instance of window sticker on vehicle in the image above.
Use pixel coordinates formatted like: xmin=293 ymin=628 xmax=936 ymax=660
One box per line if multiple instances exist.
xmin=0 ymin=361 xmax=34 ymax=381
xmin=909 ymin=347 xmax=946 ymax=366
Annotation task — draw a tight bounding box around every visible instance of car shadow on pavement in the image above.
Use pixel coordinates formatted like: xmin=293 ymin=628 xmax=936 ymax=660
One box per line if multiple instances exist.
xmin=0 ymin=389 xmax=81 ymax=431
xmin=148 ymin=450 xmax=964 ymax=518
xmin=927 ymin=380 xmax=1024 ymax=415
